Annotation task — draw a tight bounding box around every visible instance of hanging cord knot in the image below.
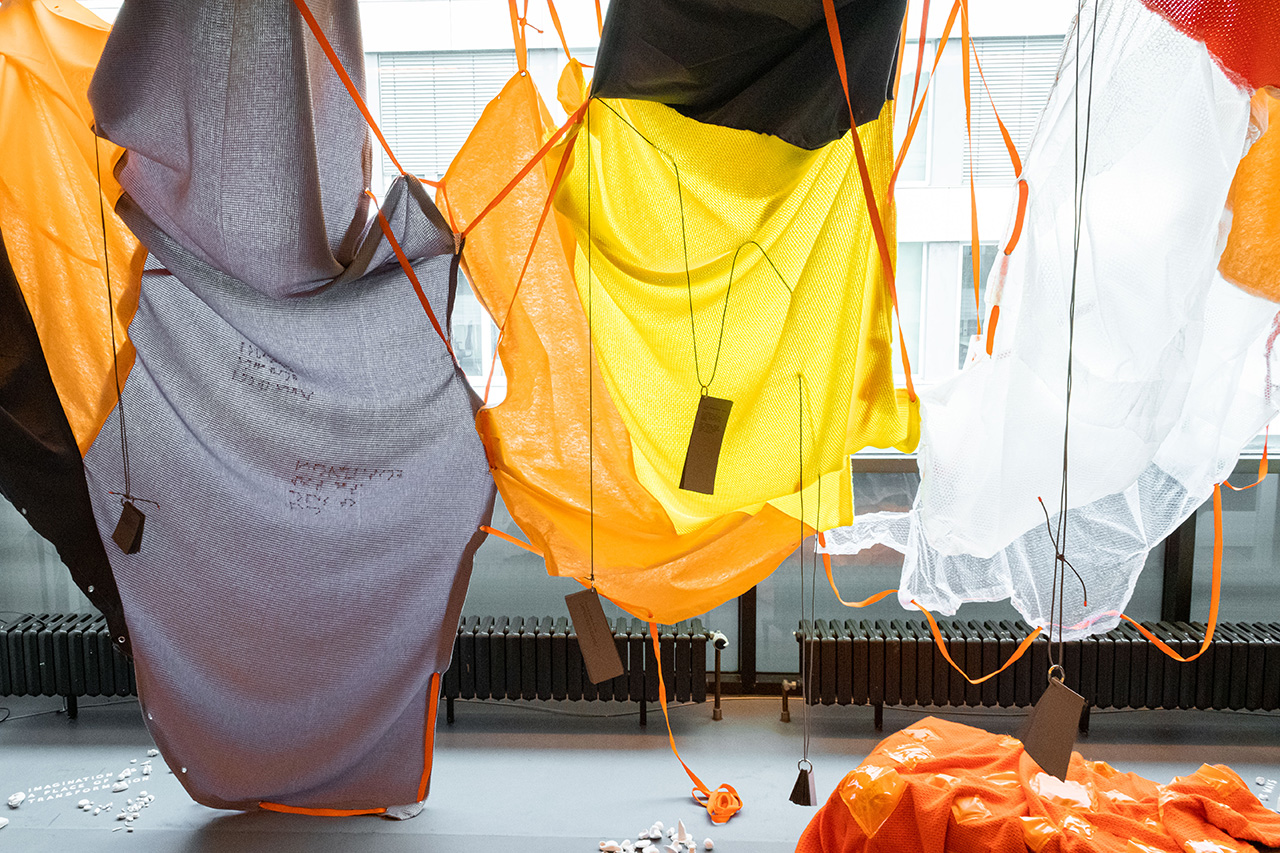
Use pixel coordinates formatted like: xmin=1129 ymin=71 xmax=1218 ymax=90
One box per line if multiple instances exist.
xmin=1036 ymin=496 xmax=1088 ymax=607
xmin=516 ymin=14 xmax=543 ymax=34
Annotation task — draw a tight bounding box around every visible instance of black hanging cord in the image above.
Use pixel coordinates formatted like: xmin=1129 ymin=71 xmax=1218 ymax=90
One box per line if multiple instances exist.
xmin=93 ymin=127 xmax=132 ymax=506
xmin=1048 ymin=0 xmax=1100 ymax=672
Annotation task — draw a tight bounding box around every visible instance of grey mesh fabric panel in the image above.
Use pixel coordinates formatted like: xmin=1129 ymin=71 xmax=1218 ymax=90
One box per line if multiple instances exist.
xmin=85 ymin=0 xmax=495 ymax=812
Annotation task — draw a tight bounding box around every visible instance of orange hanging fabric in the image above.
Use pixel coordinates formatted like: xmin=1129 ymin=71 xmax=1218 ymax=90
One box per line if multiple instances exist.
xmin=648 ymin=622 xmax=743 ymax=824
xmin=1222 ymin=429 xmax=1269 ymax=492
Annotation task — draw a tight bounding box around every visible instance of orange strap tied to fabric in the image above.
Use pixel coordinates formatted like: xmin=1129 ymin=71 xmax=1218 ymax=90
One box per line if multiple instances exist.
xmin=1120 ymin=483 xmax=1227 ymax=662
xmin=456 ymin=101 xmax=587 ymax=240
xmin=1223 ymin=429 xmax=1269 ymax=492
xmin=507 ymin=0 xmax=529 ymax=73
xmin=482 ymin=131 xmax=580 ymax=405
xmin=647 ymin=622 xmax=742 ymax=824
xmin=959 ymin=0 xmax=981 ymax=338
xmin=365 ymin=191 xmax=454 ymax=358
xmin=479 ymin=524 xmax=544 ymax=556
xmin=821 ymin=0 xmax=918 ymax=400
xmin=906 ymin=0 xmax=931 ymax=129
xmin=890 ymin=0 xmax=960 ymax=195
xmin=911 ymin=599 xmax=1042 ymax=684
xmin=544 ymin=0 xmax=575 ymax=62
xmin=814 ymin=534 xmax=1041 ymax=683
xmin=291 ymin=0 xmax=442 ymax=186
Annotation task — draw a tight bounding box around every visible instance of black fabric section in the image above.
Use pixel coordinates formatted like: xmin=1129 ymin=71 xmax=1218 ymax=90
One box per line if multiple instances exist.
xmin=0 ymin=228 xmax=131 ymax=654
xmin=590 ymin=0 xmax=907 ymax=149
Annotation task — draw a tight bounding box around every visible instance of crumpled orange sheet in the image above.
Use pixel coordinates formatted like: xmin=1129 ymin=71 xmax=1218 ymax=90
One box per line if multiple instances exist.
xmin=798 ymin=717 xmax=1280 ymax=853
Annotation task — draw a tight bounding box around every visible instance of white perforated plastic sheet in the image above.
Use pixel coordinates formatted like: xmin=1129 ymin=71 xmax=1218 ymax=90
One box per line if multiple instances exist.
xmin=821 ymin=0 xmax=1280 ymax=640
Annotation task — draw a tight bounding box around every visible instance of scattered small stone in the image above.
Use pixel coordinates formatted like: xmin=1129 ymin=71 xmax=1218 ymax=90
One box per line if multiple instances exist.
xmin=77 ymin=799 xmax=92 ymax=807
xmin=111 ymin=781 xmax=129 ymax=793
xmin=116 ymin=813 xmax=128 ymax=821
xmin=137 ymin=791 xmax=148 ymax=799
xmin=6 ymin=792 xmax=24 ymax=809
xmin=146 ymin=749 xmax=159 ymax=758
xmin=112 ymin=826 xmax=124 ymax=832
xmin=665 ymin=845 xmax=679 ymax=853
xmin=129 ymin=759 xmax=137 ymax=765
xmin=654 ymin=822 xmax=664 ymax=833
xmin=127 ymin=826 xmax=134 ymax=833
xmin=603 ymin=843 xmax=621 ymax=853
xmin=704 ymin=840 xmax=715 ymax=851
xmin=1260 ymin=777 xmax=1269 ymax=786
xmin=0 ymin=816 xmax=8 ymax=830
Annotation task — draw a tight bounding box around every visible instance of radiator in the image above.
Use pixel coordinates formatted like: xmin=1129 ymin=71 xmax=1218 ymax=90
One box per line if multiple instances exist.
xmin=796 ymin=619 xmax=1280 ymax=728
xmin=0 ymin=614 xmax=710 ymax=712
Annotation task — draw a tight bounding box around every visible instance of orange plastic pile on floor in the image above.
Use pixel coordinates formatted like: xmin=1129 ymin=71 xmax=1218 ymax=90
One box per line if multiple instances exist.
xmin=798 ymin=717 xmax=1280 ymax=853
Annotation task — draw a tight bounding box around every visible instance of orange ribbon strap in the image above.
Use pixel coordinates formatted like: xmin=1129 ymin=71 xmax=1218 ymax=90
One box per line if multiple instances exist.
xmin=460 ymin=101 xmax=587 ymax=239
xmin=1121 ymin=483 xmax=1226 ymax=662
xmin=648 ymin=622 xmax=742 ymax=824
xmin=291 ymin=0 xmax=440 ymax=186
xmin=483 ymin=131 xmax=580 ymax=405
xmin=508 ymin=0 xmax=529 ymax=73
xmin=890 ymin=0 xmax=960 ymax=195
xmin=911 ymin=600 xmax=1043 ymax=684
xmin=815 ymin=532 xmax=900 ymax=608
xmin=1223 ymin=429 xmax=1269 ymax=492
xmin=821 ymin=0 xmax=917 ymax=400
xmin=365 ymin=191 xmax=454 ymax=359
xmin=545 ymin=0 xmax=574 ymax=61
xmin=479 ymin=524 xmax=544 ymax=557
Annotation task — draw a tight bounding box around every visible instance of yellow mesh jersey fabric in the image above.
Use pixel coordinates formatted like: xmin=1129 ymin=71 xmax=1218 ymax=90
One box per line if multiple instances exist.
xmin=0 ymin=0 xmax=145 ymax=455
xmin=557 ymin=96 xmax=916 ymax=537
xmin=445 ymin=73 xmax=915 ymax=623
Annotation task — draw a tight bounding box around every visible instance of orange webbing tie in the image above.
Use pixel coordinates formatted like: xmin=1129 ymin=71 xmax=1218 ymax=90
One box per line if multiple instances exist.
xmin=482 ymin=132 xmax=580 ymax=406
xmin=906 ymin=0 xmax=931 ymax=128
xmin=479 ymin=524 xmax=544 ymax=557
xmin=911 ymin=600 xmax=1042 ymax=684
xmin=365 ymin=191 xmax=454 ymax=358
xmin=508 ymin=0 xmax=529 ymax=73
xmin=545 ymin=0 xmax=574 ymax=62
xmin=891 ymin=0 xmax=960 ymax=195
xmin=1223 ymin=429 xmax=1269 ymax=492
xmin=291 ymin=0 xmax=439 ymax=186
xmin=1120 ymin=483 xmax=1226 ymax=662
xmin=984 ymin=303 xmax=1000 ymax=357
xmin=815 ymin=532 xmax=900 ymax=608
xmin=960 ymin=0 xmax=981 ymax=338
xmin=647 ymin=622 xmax=742 ymax=824
xmin=594 ymin=0 xmax=603 ymax=36
xmin=259 ymin=672 xmax=441 ymax=816
xmin=260 ymin=802 xmax=386 ymax=817
xmin=416 ymin=672 xmax=442 ymax=801
xmin=892 ymin=1 xmax=909 ymax=108
xmin=821 ymin=0 xmax=917 ymax=401
xmin=459 ymin=101 xmax=587 ymax=240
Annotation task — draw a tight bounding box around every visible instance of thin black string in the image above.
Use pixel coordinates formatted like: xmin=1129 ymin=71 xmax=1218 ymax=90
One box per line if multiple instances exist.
xmin=587 ymin=101 xmax=595 ymax=588
xmin=1049 ymin=0 xmax=1099 ymax=671
xmin=93 ymin=127 xmax=131 ymax=504
xmin=593 ymin=99 xmax=736 ymax=395
xmin=798 ymin=373 xmax=813 ymax=766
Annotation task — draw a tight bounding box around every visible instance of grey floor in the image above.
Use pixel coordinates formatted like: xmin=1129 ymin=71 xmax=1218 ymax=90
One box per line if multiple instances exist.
xmin=3 ymin=694 xmax=1280 ymax=852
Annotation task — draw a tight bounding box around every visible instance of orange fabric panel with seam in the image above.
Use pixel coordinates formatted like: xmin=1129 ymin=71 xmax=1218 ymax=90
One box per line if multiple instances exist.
xmin=796 ymin=717 xmax=1280 ymax=853
xmin=1220 ymin=89 xmax=1280 ymax=302
xmin=0 ymin=0 xmax=145 ymax=456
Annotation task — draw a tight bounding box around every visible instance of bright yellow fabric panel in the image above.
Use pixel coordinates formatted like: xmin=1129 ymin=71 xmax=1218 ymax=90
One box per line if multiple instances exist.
xmin=0 ymin=0 xmax=144 ymax=455
xmin=556 ymin=97 xmax=916 ymax=536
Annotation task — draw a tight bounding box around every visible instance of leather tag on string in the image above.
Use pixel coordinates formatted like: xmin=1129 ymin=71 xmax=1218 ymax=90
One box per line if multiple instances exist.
xmin=1018 ymin=677 xmax=1086 ymax=781
xmin=679 ymin=395 xmax=733 ymax=495
xmin=566 ymin=589 xmax=624 ymax=684
xmin=112 ymin=501 xmax=145 ymax=554
xmin=789 ymin=762 xmax=817 ymax=806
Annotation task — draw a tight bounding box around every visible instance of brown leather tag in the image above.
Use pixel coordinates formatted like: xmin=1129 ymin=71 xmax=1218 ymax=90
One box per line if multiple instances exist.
xmin=679 ymin=395 xmax=733 ymax=495
xmin=1019 ymin=677 xmax=1086 ymax=780
xmin=566 ymin=589 xmax=624 ymax=684
xmin=112 ymin=501 xmax=145 ymax=554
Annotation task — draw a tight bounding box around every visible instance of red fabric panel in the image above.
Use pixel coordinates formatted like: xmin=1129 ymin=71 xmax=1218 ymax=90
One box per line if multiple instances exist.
xmin=1142 ymin=0 xmax=1280 ymax=89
